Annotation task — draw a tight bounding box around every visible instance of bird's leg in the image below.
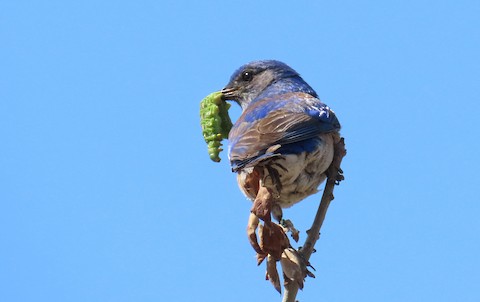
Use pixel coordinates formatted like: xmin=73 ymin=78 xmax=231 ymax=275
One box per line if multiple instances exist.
xmin=280 ymin=219 xmax=300 ymax=242
xmin=272 ymin=201 xmax=300 ymax=243
xmin=271 ymin=203 xmax=283 ymax=222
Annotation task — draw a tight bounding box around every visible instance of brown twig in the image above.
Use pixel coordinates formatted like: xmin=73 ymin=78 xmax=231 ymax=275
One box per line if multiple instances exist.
xmin=282 ymin=137 xmax=346 ymax=302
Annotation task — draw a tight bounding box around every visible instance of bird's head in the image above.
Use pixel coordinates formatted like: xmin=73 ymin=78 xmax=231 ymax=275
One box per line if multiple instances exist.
xmin=221 ymin=60 xmax=302 ymax=110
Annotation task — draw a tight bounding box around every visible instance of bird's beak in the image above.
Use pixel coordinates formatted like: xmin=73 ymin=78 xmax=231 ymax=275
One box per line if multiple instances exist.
xmin=221 ymin=87 xmax=237 ymax=101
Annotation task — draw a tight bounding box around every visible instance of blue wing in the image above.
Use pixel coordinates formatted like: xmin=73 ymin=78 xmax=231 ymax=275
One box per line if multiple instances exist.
xmin=228 ymin=92 xmax=340 ymax=172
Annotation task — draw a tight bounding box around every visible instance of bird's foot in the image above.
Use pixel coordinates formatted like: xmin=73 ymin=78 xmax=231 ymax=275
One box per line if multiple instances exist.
xmin=327 ymin=136 xmax=347 ymax=185
xmin=271 ymin=204 xmax=299 ymax=242
xmin=280 ymin=219 xmax=300 ymax=242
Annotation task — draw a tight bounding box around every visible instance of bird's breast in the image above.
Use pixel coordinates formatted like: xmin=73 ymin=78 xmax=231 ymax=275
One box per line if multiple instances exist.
xmin=236 ymin=133 xmax=335 ymax=208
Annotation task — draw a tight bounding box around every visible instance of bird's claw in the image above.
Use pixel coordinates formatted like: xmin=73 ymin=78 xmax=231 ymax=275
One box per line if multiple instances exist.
xmin=327 ymin=136 xmax=347 ymax=185
xmin=281 ymin=219 xmax=300 ymax=242
xmin=335 ymin=168 xmax=345 ymax=185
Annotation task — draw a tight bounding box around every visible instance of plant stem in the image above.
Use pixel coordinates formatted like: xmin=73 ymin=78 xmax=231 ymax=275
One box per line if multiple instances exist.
xmin=282 ymin=137 xmax=346 ymax=302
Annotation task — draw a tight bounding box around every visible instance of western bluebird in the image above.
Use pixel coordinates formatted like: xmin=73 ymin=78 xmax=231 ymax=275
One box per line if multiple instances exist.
xmin=220 ymin=60 xmax=342 ymax=281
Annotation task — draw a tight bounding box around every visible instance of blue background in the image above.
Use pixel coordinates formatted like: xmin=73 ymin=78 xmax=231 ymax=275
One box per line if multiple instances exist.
xmin=1 ymin=1 xmax=479 ymax=301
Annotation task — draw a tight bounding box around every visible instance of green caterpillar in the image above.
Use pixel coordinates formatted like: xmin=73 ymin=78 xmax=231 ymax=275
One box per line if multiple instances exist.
xmin=200 ymin=91 xmax=233 ymax=162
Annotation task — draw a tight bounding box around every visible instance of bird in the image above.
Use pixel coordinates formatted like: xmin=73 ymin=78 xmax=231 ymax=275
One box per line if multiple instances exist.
xmin=220 ymin=60 xmax=342 ymax=289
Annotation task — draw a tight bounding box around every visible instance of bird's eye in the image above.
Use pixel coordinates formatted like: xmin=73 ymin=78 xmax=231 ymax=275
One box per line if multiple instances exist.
xmin=241 ymin=71 xmax=253 ymax=82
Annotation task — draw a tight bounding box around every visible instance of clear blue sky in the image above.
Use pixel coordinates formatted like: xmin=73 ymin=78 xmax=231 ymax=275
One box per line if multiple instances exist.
xmin=1 ymin=1 xmax=479 ymax=301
